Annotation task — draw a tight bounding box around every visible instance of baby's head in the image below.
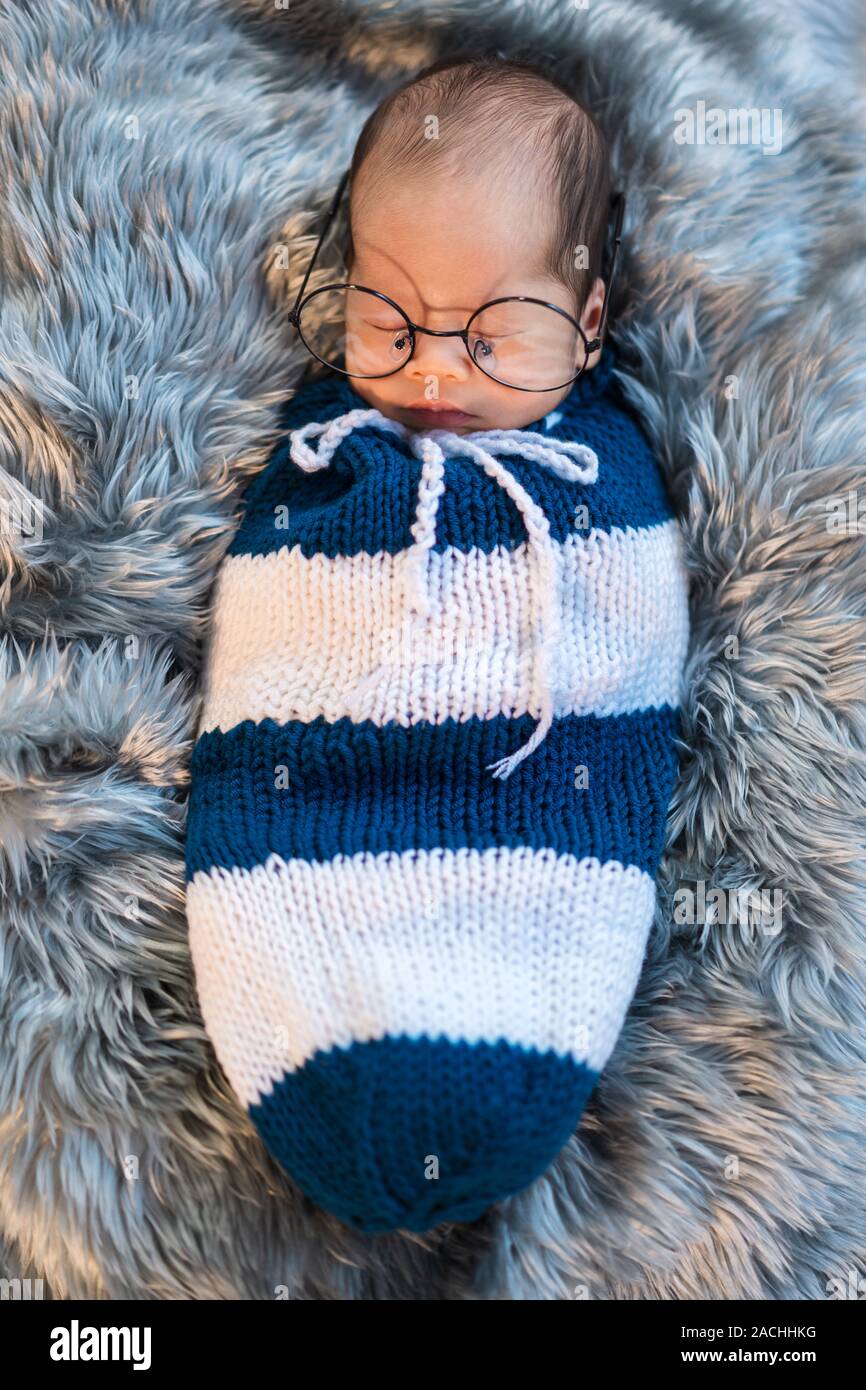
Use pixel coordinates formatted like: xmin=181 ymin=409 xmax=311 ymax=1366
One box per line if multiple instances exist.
xmin=342 ymin=56 xmax=612 ymax=433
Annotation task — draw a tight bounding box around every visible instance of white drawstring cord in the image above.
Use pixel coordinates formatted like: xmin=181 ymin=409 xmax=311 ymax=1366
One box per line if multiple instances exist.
xmin=290 ymin=407 xmax=599 ymax=779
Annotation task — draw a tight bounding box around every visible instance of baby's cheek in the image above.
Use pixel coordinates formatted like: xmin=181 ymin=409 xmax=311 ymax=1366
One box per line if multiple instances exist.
xmin=350 ymin=378 xmax=373 ymax=405
xmin=348 ymin=378 xmax=387 ymax=415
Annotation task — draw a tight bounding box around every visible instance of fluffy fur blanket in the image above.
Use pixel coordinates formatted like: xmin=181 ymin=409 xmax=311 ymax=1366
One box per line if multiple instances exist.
xmin=1 ymin=0 xmax=865 ymax=1300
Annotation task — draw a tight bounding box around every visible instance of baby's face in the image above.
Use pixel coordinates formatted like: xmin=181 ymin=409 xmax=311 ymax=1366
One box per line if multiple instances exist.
xmin=345 ymin=168 xmax=604 ymax=434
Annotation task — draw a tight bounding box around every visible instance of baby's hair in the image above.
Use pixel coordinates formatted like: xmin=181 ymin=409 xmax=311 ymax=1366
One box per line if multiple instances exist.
xmin=345 ymin=53 xmax=612 ymax=318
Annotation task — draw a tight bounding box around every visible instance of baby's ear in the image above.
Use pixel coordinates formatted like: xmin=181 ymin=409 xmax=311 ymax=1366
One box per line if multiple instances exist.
xmin=579 ymin=277 xmax=607 ymax=373
xmin=579 ymin=277 xmax=606 ymax=337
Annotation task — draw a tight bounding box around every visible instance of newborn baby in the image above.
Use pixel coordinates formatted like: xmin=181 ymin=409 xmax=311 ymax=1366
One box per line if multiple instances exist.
xmin=185 ymin=57 xmax=690 ymax=1233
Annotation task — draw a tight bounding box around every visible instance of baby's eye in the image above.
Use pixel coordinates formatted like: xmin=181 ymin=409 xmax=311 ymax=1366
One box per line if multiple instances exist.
xmin=471 ymin=329 xmax=522 ymax=341
xmin=363 ymin=319 xmax=406 ymax=333
xmin=469 ymin=332 xmax=507 ymax=354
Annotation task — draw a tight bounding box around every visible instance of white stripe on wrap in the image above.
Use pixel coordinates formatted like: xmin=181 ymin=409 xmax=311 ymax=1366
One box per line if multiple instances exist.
xmin=186 ymin=847 xmax=657 ymax=1109
xmin=198 ymin=520 xmax=689 ymax=734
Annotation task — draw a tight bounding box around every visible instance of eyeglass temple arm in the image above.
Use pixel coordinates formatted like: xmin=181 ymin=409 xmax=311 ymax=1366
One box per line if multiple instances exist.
xmin=289 ymin=167 xmax=351 ymax=321
xmin=585 ymin=191 xmax=625 ymax=354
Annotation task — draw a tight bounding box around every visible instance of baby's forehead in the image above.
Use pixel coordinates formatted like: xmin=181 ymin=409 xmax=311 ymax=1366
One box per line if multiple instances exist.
xmin=352 ymin=153 xmax=555 ymax=249
xmin=351 ymin=167 xmax=554 ymax=288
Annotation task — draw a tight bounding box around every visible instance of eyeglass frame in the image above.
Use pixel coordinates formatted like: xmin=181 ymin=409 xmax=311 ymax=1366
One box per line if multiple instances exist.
xmin=288 ymin=167 xmax=626 ymax=393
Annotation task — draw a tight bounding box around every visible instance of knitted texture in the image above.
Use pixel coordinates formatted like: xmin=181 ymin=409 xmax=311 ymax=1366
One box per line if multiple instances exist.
xmin=185 ymin=350 xmax=690 ymax=1233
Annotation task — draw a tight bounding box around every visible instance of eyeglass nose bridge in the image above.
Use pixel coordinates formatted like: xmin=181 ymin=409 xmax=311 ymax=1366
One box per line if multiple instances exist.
xmin=410 ymin=324 xmax=470 ymax=338
xmin=403 ymin=322 xmax=473 ymax=357
xmin=398 ymin=321 xmax=481 ymax=373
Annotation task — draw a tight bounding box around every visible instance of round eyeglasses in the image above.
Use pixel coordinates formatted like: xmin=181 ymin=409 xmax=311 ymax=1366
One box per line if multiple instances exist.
xmin=288 ymin=170 xmax=625 ymax=394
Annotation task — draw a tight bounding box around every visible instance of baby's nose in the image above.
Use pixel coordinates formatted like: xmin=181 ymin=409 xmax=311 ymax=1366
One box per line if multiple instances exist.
xmin=407 ymin=328 xmax=475 ymax=386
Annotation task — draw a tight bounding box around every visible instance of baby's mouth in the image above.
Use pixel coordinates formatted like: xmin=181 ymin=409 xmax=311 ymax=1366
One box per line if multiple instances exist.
xmin=401 ymin=400 xmax=477 ymax=429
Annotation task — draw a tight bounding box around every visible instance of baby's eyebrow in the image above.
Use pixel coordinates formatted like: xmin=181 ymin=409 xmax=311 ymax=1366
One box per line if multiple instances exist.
xmin=418 ymin=306 xmax=479 ymax=318
xmin=407 ymin=289 xmax=514 ymax=315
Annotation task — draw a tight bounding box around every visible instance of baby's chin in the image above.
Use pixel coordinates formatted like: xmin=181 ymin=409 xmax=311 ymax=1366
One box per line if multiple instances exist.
xmin=407 ymin=417 xmax=488 ymax=435
xmin=440 ymin=421 xmax=484 ymax=435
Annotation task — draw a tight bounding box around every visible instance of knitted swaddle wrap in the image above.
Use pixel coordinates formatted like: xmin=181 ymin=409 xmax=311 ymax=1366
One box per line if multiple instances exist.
xmin=185 ymin=353 xmax=690 ymax=1232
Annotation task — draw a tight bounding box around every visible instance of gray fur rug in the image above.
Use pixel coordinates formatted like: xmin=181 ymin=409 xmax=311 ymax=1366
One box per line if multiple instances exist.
xmin=1 ymin=0 xmax=865 ymax=1300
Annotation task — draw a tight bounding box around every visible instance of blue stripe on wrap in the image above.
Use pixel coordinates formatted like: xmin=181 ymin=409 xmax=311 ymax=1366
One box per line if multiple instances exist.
xmin=230 ymin=349 xmax=675 ymax=560
xmin=250 ymin=1034 xmax=599 ymax=1233
xmin=185 ymin=706 xmax=681 ymax=881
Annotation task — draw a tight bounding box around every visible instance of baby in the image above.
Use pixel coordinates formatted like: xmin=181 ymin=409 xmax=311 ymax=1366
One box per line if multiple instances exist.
xmin=185 ymin=57 xmax=690 ymax=1233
